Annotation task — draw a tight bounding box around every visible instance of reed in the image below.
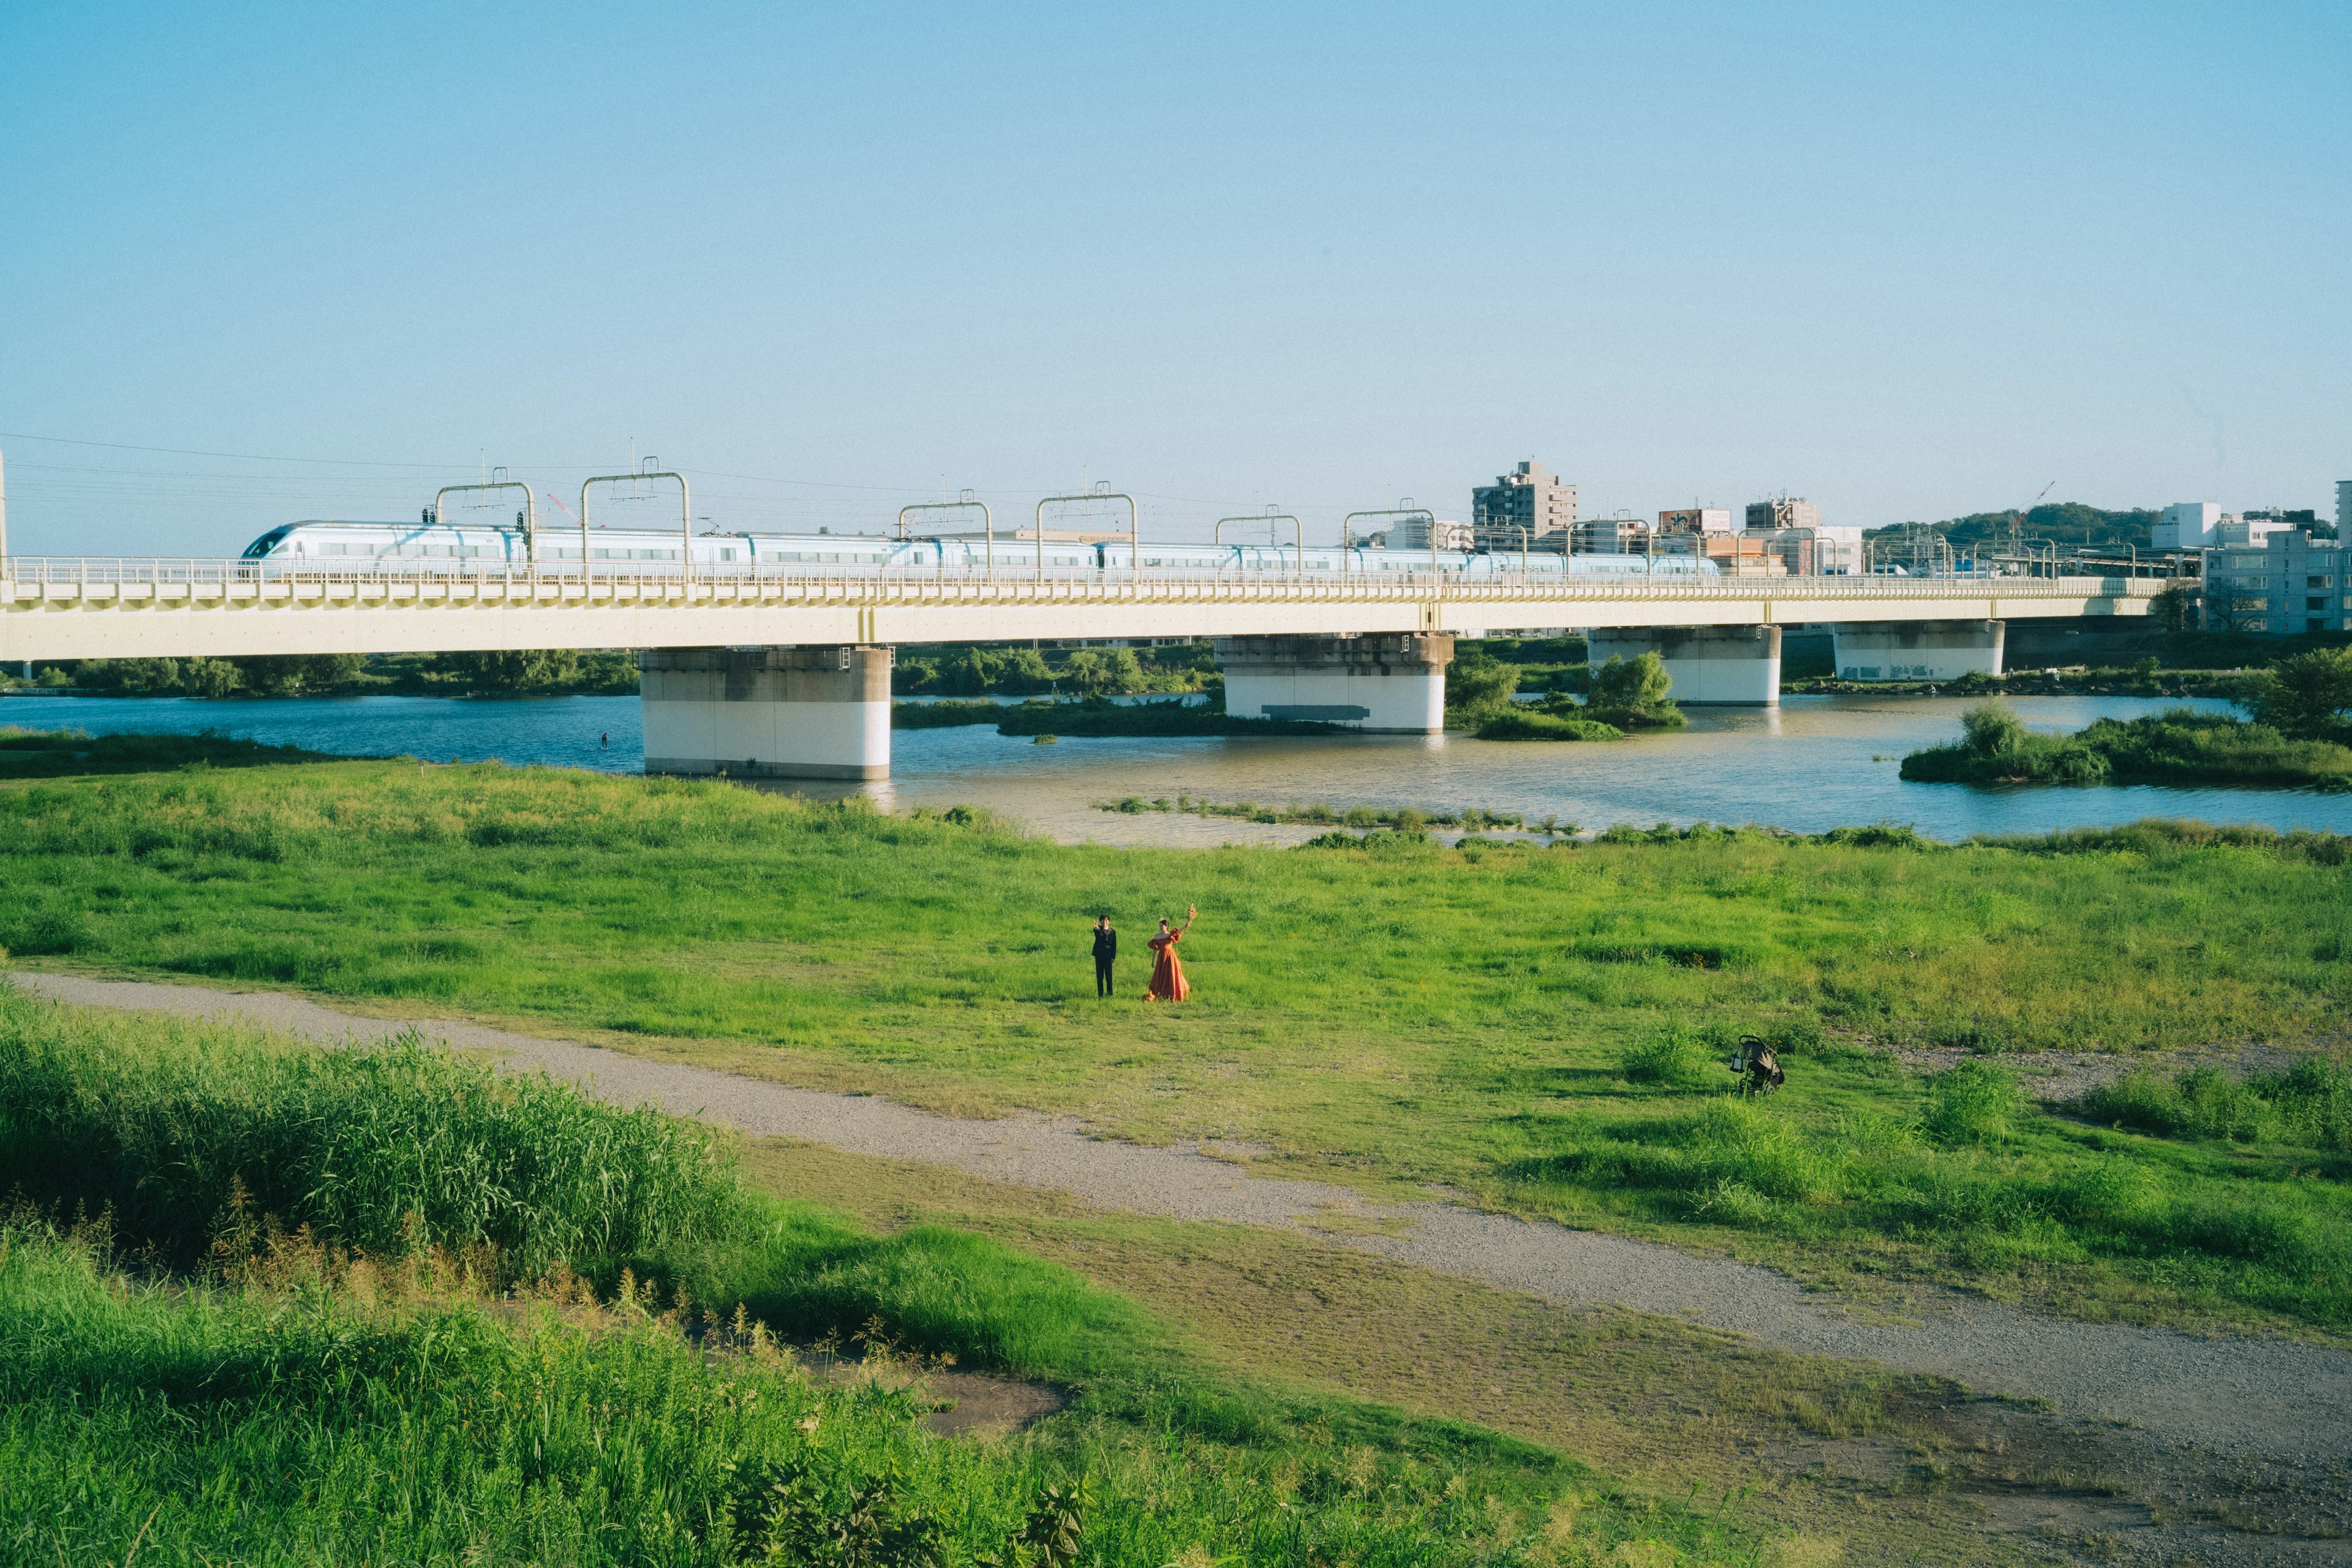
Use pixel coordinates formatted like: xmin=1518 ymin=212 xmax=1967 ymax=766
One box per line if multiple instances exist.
xmin=0 ymin=991 xmax=743 ymax=1280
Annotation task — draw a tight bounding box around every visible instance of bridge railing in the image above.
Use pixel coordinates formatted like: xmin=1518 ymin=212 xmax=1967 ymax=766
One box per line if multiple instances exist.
xmin=1 ymin=556 xmax=2156 ymax=599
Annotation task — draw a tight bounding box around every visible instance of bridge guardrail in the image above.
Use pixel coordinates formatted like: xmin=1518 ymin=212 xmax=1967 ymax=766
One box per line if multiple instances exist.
xmin=0 ymin=557 xmax=2157 ymax=603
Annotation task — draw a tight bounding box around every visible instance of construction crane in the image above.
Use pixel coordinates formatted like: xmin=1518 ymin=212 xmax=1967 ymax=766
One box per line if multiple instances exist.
xmin=2011 ymin=480 xmax=2056 ymax=559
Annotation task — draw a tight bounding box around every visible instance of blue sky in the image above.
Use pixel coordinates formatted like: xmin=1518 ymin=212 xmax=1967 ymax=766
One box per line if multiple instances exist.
xmin=2 ymin=0 xmax=2345 ymax=556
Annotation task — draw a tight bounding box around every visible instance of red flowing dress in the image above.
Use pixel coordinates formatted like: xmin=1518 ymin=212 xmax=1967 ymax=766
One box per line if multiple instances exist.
xmin=1144 ymin=929 xmax=1190 ymax=1001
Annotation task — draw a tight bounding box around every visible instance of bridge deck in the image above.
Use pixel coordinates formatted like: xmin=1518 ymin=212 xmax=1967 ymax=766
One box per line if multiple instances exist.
xmin=1 ymin=560 xmax=2158 ymax=660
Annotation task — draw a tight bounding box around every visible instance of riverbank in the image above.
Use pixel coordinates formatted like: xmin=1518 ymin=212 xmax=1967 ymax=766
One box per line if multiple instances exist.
xmin=3 ymin=753 xmax=2346 ymax=1343
xmin=5 ymin=987 xmax=1770 ymax=1567
xmin=22 ymin=973 xmax=2352 ymax=1559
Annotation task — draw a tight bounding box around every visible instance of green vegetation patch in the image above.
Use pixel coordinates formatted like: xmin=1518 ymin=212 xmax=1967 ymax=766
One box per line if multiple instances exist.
xmin=0 ymin=993 xmax=741 ymax=1279
xmin=1477 ymin=710 xmax=1625 ymax=743
xmin=1493 ymin=1028 xmax=2352 ymax=1331
xmin=1096 ymin=794 xmax=1569 ymax=834
xmin=0 ymin=726 xmax=346 ymax=777
xmin=895 ymin=699 xmax=1343 ymax=737
xmin=1902 ymin=701 xmax=2352 ymax=791
xmin=4 ymin=756 xmax=2351 ymax=1331
xmin=0 ymin=999 xmax=1767 ymax=1566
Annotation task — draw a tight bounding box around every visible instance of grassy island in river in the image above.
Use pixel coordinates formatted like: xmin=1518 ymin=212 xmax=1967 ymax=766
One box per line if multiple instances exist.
xmin=2 ymin=747 xmax=2348 ymax=1341
xmin=1902 ymin=701 xmax=2352 ymax=791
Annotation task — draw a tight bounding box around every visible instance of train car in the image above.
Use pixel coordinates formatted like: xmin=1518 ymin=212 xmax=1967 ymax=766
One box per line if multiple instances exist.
xmin=236 ymin=520 xmax=1724 ymax=580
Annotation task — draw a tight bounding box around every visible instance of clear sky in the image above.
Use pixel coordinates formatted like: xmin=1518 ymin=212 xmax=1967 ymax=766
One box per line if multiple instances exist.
xmin=2 ymin=0 xmax=2345 ymax=556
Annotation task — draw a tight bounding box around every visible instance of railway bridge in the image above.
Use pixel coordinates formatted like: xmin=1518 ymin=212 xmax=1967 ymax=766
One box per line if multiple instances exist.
xmin=0 ymin=557 xmax=2157 ymax=779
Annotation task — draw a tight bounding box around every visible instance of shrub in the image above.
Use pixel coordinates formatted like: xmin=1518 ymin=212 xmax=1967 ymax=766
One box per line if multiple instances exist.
xmin=2078 ymin=1058 xmax=2351 ymax=1152
xmin=1621 ymin=1021 xmax=1707 ymax=1087
xmin=1474 ymin=710 xmax=1624 ymax=742
xmin=1922 ymin=1061 xmax=2020 ymax=1147
xmin=2250 ymin=647 xmax=2352 ymax=741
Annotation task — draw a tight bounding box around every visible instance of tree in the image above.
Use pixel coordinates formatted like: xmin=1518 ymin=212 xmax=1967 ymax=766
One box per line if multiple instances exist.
xmin=448 ymin=649 xmax=583 ymax=692
xmin=1590 ymin=652 xmax=1672 ymax=712
xmin=2251 ymin=648 xmax=2352 ymax=740
xmin=231 ymin=654 xmax=364 ymax=696
xmin=1442 ymin=656 xmax=1522 ymax=725
xmin=1961 ymin=699 xmax=2030 ymax=756
xmin=2149 ymin=583 xmax=2192 ymax=634
xmin=180 ymin=657 xmax=245 ymax=698
xmin=1059 ymin=646 xmax=1145 ymax=698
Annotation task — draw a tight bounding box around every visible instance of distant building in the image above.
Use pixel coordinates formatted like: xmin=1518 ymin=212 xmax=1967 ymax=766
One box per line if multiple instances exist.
xmin=1570 ymin=518 xmax=1648 ymax=555
xmin=2155 ymin=502 xmax=2222 ymax=549
xmin=1746 ymin=496 xmax=1822 ymax=532
xmin=2202 ymin=528 xmax=2346 ymax=634
xmin=1657 ymin=507 xmax=1733 ymax=535
xmin=2339 ymin=480 xmax=2351 ymax=534
xmin=1472 ymin=461 xmax=1576 ymax=552
xmin=2158 ymin=503 xmax=2301 ymax=552
xmin=1379 ymin=516 xmax=1474 ymax=552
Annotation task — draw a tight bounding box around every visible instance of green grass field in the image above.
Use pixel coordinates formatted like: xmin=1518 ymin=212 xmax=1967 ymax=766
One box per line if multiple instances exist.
xmin=0 ymin=993 xmax=1773 ymax=1567
xmin=2 ymin=755 xmax=2348 ymax=1337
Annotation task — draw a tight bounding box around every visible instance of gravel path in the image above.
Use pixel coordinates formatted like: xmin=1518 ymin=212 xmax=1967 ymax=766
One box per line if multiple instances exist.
xmin=15 ymin=970 xmax=2350 ymax=1468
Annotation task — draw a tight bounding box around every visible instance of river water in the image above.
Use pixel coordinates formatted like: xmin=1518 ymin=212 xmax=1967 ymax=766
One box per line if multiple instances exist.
xmin=7 ymin=691 xmax=2348 ymax=845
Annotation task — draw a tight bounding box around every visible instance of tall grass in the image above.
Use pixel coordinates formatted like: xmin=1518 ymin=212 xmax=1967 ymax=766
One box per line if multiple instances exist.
xmin=0 ymin=992 xmax=743 ymax=1280
xmin=2078 ymin=1059 xmax=2352 ymax=1152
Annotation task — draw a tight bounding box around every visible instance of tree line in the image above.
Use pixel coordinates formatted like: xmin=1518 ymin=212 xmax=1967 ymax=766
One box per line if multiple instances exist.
xmin=22 ymin=650 xmax=640 ymax=698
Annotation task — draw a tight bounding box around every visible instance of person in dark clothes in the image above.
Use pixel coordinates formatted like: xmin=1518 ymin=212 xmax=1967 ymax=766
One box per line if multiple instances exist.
xmin=1092 ymin=915 xmax=1118 ymax=998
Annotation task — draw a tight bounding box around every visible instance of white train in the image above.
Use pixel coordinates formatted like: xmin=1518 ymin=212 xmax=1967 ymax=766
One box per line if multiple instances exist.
xmin=238 ymin=518 xmax=1724 ymax=579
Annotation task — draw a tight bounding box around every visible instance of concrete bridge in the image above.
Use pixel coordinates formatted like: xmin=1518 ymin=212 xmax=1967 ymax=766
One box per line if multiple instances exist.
xmin=1 ymin=556 xmax=2156 ymax=779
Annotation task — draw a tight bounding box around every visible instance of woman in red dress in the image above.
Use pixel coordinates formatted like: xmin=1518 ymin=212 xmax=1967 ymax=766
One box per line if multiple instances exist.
xmin=1144 ymin=905 xmax=1197 ymax=1002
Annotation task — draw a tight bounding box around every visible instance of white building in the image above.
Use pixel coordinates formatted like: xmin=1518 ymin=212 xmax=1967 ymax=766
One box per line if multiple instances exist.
xmin=2155 ymin=502 xmax=2222 ymax=549
xmin=2157 ymin=502 xmax=2299 ymax=552
xmin=1378 ymin=516 xmax=1474 ymax=552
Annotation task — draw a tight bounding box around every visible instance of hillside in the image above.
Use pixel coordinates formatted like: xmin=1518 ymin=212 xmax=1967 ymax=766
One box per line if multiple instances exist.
xmin=1866 ymin=500 xmax=2335 ymax=557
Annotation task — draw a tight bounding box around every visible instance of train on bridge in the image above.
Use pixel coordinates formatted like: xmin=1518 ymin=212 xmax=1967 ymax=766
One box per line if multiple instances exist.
xmin=238 ymin=519 xmax=1725 ymax=580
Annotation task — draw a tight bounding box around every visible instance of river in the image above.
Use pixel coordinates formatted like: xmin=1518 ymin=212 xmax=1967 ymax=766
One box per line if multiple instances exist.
xmin=6 ymin=691 xmax=2348 ymax=845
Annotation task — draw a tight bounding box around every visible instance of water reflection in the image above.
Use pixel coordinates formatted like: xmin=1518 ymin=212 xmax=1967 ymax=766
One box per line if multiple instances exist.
xmin=9 ymin=690 xmax=2350 ymax=844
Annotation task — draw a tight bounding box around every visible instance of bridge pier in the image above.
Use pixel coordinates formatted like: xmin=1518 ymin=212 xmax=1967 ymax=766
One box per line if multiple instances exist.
xmin=1586 ymin=625 xmax=1782 ymax=706
xmin=1831 ymin=619 xmax=2004 ymax=682
xmin=1214 ymin=633 xmax=1451 ymax=733
xmin=639 ymin=646 xmax=892 ymax=780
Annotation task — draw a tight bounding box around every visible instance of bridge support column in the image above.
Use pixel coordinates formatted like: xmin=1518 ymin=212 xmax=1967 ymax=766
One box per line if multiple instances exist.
xmin=1214 ymin=633 xmax=1452 ymax=733
xmin=1586 ymin=625 xmax=1782 ymax=706
xmin=1830 ymin=620 xmax=2004 ymax=682
xmin=640 ymin=646 xmax=892 ymax=780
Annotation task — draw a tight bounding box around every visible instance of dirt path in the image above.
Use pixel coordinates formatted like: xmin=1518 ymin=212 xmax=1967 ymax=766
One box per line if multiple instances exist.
xmin=15 ymin=970 xmax=2351 ymax=1471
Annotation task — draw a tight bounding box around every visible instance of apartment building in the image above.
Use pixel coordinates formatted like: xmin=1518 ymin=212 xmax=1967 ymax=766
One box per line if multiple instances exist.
xmin=2203 ymin=528 xmax=2348 ymax=634
xmin=1472 ymin=461 xmax=1576 ymax=552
